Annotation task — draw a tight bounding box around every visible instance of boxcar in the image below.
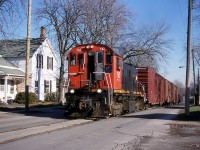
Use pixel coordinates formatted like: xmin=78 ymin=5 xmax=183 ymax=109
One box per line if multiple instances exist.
xmin=137 ymin=67 xmax=178 ymax=106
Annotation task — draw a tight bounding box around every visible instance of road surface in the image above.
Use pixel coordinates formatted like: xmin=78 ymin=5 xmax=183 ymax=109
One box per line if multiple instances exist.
xmin=0 ymin=103 xmax=199 ymax=150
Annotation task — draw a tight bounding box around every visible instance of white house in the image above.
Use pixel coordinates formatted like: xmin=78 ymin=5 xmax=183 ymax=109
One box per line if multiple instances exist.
xmin=0 ymin=27 xmax=58 ymax=101
xmin=0 ymin=56 xmax=25 ymax=102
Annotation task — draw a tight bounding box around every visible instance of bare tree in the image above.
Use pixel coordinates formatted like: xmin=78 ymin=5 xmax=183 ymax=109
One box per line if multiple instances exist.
xmin=35 ymin=0 xmax=130 ymax=103
xmin=192 ymin=1 xmax=200 ymax=65
xmin=72 ymin=0 xmax=130 ymax=48
xmin=173 ymin=79 xmax=185 ymax=96
xmin=35 ymin=0 xmax=85 ymax=103
xmin=0 ymin=0 xmax=25 ymax=38
xmin=118 ymin=21 xmax=172 ymax=70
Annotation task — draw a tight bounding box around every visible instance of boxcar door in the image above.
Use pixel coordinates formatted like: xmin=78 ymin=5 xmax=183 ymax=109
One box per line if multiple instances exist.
xmin=95 ymin=51 xmax=104 ymax=80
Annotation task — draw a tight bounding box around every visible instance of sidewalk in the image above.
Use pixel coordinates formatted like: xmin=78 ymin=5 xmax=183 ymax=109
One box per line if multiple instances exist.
xmin=0 ymin=119 xmax=93 ymax=144
xmin=0 ymin=104 xmax=93 ymax=144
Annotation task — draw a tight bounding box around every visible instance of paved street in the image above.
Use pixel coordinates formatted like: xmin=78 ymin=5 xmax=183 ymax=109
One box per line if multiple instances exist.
xmin=0 ymin=103 xmax=199 ymax=150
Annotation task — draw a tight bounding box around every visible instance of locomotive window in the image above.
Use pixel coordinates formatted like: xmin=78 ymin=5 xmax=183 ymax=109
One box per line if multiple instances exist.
xmin=70 ymin=53 xmax=76 ymax=66
xmin=98 ymin=52 xmax=103 ymax=63
xmin=78 ymin=54 xmax=84 ymax=66
xmin=106 ymin=51 xmax=112 ymax=64
xmin=105 ymin=65 xmax=112 ymax=73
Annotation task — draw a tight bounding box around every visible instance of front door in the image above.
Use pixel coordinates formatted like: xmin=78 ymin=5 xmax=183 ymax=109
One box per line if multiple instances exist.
xmin=95 ymin=51 xmax=104 ymax=80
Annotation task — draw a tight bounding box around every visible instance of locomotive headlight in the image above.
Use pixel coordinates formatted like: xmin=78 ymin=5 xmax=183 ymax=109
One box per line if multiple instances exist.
xmin=97 ymin=89 xmax=102 ymax=93
xmin=70 ymin=89 xmax=75 ymax=94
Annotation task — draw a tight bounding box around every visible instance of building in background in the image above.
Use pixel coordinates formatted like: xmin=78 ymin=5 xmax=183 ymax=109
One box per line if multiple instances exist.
xmin=0 ymin=27 xmax=58 ymax=101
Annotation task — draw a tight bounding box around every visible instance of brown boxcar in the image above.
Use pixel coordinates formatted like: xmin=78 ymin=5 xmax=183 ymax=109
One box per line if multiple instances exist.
xmin=164 ymin=79 xmax=170 ymax=104
xmin=137 ymin=67 xmax=178 ymax=106
xmin=137 ymin=67 xmax=159 ymax=105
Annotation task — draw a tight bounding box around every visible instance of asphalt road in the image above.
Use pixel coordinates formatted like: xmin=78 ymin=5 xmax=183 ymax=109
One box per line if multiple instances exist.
xmin=0 ymin=103 xmax=199 ymax=150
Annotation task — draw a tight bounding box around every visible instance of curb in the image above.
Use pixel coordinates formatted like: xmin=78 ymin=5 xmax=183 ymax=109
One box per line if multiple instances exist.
xmin=0 ymin=119 xmax=93 ymax=144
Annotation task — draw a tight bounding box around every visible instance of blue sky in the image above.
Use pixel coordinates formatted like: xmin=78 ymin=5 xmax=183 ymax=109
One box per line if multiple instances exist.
xmin=124 ymin=0 xmax=191 ymax=84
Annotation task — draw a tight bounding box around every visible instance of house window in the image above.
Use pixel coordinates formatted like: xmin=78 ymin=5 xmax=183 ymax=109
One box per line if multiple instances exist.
xmin=35 ymin=81 xmax=38 ymax=93
xmin=37 ymin=54 xmax=43 ymax=68
xmin=44 ymin=80 xmax=52 ymax=93
xmin=70 ymin=53 xmax=76 ymax=66
xmin=47 ymin=56 xmax=53 ymax=70
xmin=0 ymin=79 xmax=4 ymax=91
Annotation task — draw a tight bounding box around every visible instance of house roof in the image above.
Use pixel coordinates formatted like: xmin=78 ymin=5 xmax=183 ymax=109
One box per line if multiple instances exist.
xmin=0 ymin=38 xmax=45 ymax=57
xmin=0 ymin=57 xmax=25 ymax=76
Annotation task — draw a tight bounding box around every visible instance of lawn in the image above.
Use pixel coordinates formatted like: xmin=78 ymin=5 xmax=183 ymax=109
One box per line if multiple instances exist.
xmin=175 ymin=106 xmax=200 ymax=121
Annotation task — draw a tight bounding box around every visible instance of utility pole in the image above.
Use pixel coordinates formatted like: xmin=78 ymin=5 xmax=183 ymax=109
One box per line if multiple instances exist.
xmin=25 ymin=0 xmax=32 ymax=112
xmin=192 ymin=49 xmax=195 ymax=97
xmin=198 ymin=69 xmax=200 ymax=104
xmin=185 ymin=0 xmax=192 ymax=115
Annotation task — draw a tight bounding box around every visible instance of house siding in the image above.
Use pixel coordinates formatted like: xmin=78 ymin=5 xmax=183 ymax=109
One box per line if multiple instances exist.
xmin=31 ymin=39 xmax=57 ymax=100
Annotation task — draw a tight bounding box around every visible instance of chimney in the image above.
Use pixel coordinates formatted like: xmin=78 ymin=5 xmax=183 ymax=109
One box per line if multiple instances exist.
xmin=40 ymin=26 xmax=46 ymax=38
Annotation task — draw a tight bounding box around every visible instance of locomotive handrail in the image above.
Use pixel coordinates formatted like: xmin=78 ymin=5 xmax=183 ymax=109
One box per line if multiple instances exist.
xmin=93 ymin=72 xmax=112 ymax=89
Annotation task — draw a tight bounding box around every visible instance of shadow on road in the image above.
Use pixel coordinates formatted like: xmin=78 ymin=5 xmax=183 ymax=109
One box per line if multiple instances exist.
xmin=122 ymin=113 xmax=179 ymax=120
xmin=0 ymin=105 xmax=67 ymax=120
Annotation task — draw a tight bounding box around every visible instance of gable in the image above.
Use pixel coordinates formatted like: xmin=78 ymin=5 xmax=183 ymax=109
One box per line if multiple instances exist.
xmin=33 ymin=38 xmax=57 ymax=62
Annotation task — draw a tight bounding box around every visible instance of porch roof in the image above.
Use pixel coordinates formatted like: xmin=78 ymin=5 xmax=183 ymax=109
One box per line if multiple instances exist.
xmin=0 ymin=57 xmax=25 ymax=77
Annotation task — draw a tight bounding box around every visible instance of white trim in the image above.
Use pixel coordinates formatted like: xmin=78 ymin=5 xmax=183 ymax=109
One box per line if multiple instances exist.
xmin=0 ymin=65 xmax=24 ymax=71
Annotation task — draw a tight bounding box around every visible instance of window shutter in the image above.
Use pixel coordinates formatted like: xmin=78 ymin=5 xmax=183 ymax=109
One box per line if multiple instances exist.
xmin=37 ymin=54 xmax=39 ymax=68
xmin=44 ymin=80 xmax=46 ymax=93
xmin=50 ymin=80 xmax=52 ymax=93
xmin=41 ymin=55 xmax=43 ymax=68
xmin=47 ymin=56 xmax=49 ymax=69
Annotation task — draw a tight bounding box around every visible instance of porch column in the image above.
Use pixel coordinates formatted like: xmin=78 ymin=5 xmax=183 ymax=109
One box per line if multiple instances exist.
xmin=4 ymin=76 xmax=7 ymax=103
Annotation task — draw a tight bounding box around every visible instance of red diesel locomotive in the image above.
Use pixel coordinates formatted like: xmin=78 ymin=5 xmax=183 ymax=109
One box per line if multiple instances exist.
xmin=65 ymin=44 xmax=145 ymax=117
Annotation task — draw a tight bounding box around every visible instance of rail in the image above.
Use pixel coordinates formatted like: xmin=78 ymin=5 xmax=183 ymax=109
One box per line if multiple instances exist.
xmin=65 ymin=72 xmax=78 ymax=92
xmin=93 ymin=72 xmax=112 ymax=89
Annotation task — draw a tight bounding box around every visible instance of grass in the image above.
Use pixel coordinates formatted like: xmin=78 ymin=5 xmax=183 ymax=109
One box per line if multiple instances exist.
xmin=175 ymin=106 xmax=200 ymax=121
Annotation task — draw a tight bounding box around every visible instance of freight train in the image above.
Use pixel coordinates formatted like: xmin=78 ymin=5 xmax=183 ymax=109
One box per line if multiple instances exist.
xmin=137 ymin=67 xmax=179 ymax=106
xmin=64 ymin=44 xmax=178 ymax=118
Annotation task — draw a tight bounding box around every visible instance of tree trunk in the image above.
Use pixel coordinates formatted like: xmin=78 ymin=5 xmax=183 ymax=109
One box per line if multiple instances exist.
xmin=58 ymin=52 xmax=65 ymax=104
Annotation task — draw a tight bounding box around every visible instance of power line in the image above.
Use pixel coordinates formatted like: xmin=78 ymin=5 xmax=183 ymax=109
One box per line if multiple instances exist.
xmin=177 ymin=0 xmax=186 ymax=27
